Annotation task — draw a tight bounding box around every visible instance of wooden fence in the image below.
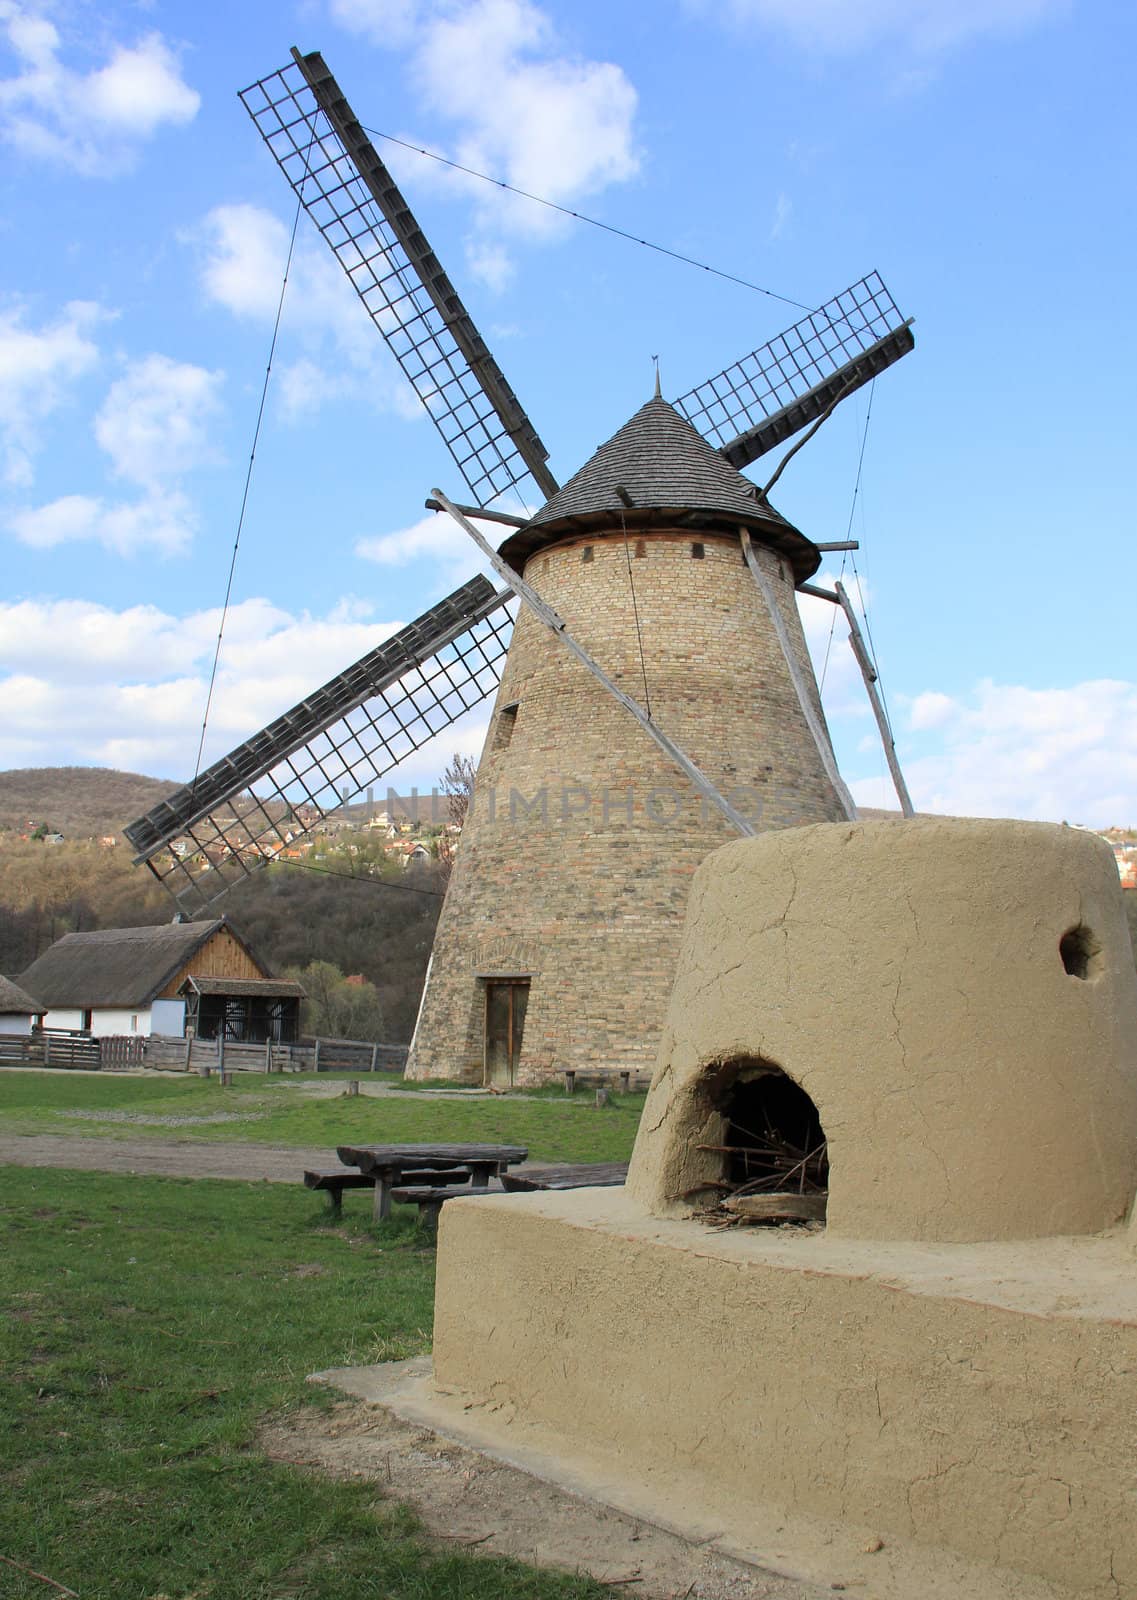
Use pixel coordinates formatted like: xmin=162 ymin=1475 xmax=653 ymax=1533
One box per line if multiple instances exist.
xmin=0 ymin=1030 xmax=408 ymax=1074
xmin=0 ymin=1030 xmax=102 ymax=1070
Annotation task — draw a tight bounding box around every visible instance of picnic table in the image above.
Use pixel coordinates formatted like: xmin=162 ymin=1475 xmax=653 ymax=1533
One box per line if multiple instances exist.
xmin=336 ymin=1142 xmax=528 ymax=1221
xmin=501 ymin=1161 xmax=628 ymax=1192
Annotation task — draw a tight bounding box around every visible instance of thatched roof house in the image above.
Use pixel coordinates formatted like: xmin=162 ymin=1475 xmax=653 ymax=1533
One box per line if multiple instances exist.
xmin=18 ymin=918 xmax=302 ymax=1042
xmin=0 ymin=974 xmax=46 ymax=1036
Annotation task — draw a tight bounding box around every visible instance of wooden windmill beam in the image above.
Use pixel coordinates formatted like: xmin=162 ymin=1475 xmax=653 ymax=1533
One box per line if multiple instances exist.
xmin=721 ymin=324 xmax=914 ymax=472
xmin=290 ymin=50 xmax=559 ymax=503
xmin=740 ymin=531 xmax=857 ymax=821
xmin=835 ymin=581 xmax=915 ymax=818
xmin=431 ymin=489 xmax=758 ymax=839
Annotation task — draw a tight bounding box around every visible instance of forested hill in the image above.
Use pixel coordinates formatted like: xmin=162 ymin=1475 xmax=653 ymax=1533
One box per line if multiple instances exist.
xmin=0 ymin=767 xmax=177 ymax=839
xmin=0 ymin=762 xmax=446 ymax=1040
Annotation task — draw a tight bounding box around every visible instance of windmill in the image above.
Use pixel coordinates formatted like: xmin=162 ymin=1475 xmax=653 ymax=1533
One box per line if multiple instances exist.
xmin=124 ymin=48 xmax=916 ymax=1086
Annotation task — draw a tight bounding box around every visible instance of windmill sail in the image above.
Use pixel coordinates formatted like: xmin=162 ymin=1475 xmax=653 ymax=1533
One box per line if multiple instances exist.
xmin=674 ymin=272 xmax=913 ymax=470
xmin=240 ymin=50 xmax=559 ymax=513
xmin=124 ymin=578 xmax=514 ymax=914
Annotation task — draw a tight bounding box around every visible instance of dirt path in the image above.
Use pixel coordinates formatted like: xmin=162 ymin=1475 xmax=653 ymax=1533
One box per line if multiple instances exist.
xmin=0 ymin=1133 xmax=338 ymax=1181
xmin=261 ymin=1400 xmax=827 ymax=1600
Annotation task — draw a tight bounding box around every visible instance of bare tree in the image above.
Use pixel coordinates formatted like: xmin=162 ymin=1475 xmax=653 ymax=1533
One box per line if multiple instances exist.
xmin=438 ymin=753 xmax=476 ymax=883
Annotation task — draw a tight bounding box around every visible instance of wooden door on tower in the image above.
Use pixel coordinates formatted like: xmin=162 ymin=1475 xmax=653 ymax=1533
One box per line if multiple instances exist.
xmin=484 ymin=980 xmax=529 ymax=1087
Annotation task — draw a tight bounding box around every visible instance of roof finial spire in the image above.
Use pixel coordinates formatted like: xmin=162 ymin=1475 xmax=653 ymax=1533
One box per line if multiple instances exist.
xmin=652 ymin=355 xmax=661 ymax=398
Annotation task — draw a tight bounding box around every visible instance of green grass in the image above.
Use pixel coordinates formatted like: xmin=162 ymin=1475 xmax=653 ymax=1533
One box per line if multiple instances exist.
xmin=0 ymin=1166 xmax=614 ymax=1600
xmin=0 ymin=1072 xmax=645 ymax=1164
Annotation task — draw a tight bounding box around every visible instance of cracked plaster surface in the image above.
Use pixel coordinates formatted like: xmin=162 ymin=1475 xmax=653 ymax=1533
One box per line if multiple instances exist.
xmin=628 ymin=818 xmax=1137 ymax=1243
xmin=430 ymin=1188 xmax=1137 ymax=1599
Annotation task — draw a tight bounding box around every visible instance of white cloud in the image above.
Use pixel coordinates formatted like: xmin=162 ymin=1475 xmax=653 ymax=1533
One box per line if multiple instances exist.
xmin=465 ymin=240 xmax=514 ymax=293
xmin=0 ymin=593 xmax=496 ymax=784
xmin=355 ymin=509 xmax=502 ymax=592
xmin=908 ymin=689 xmax=956 ymax=730
xmin=194 ymin=203 xmax=405 ymax=418
xmin=0 ymin=299 xmax=105 ymax=485
xmin=5 ymin=350 xmax=222 ymax=554
xmin=0 ymin=595 xmax=392 ymax=765
xmin=328 ymin=0 xmax=421 ymax=45
xmin=770 ymin=192 xmax=792 ymax=240
xmin=196 ymin=202 xmax=286 ymax=320
xmin=690 ymin=0 xmax=1064 ymax=54
xmin=94 ymin=354 xmax=222 ymax=489
xmin=329 ymin=0 xmax=638 ymax=285
xmin=8 ymin=490 xmax=196 ymax=555
xmin=850 ymin=678 xmax=1137 ymax=828
xmin=415 ymin=0 xmax=638 ymax=211
xmin=0 ymin=6 xmax=200 ymax=175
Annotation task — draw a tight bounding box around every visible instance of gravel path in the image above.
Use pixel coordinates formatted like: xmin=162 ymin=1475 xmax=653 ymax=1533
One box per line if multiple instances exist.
xmin=0 ymin=1134 xmax=340 ymax=1182
xmin=0 ymin=1134 xmax=560 ymax=1188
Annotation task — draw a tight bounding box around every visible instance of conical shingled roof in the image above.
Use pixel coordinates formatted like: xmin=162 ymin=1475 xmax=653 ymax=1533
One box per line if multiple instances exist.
xmin=500 ymin=395 xmax=820 ymax=581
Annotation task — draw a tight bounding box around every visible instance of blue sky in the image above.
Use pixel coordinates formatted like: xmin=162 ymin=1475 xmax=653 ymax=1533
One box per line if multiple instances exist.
xmin=1 ymin=0 xmax=1133 ymax=825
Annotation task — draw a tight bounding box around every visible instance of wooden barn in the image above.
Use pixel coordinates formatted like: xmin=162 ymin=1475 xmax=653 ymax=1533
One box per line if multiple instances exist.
xmin=18 ymin=919 xmax=303 ymax=1042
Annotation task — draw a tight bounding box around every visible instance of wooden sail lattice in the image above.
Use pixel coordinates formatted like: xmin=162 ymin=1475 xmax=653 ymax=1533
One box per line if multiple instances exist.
xmin=675 ymin=272 xmax=914 ymax=470
xmin=124 ymin=578 xmax=514 ymax=913
xmin=239 ymin=51 xmax=558 ymax=514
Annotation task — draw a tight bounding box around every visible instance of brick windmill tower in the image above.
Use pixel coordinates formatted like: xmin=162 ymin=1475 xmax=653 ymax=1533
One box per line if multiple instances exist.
xmin=124 ymin=50 xmax=915 ymax=1086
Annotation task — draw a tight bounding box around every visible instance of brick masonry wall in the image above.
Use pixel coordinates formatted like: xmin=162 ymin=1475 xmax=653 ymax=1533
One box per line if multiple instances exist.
xmin=406 ymin=526 xmax=845 ymax=1085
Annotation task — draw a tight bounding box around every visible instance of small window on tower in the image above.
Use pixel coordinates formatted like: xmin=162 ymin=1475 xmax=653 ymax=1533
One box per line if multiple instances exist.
xmin=581 ymin=546 xmax=594 ymax=563
xmin=493 ymin=703 xmax=519 ymax=751
xmin=691 ymin=542 xmax=705 ymax=560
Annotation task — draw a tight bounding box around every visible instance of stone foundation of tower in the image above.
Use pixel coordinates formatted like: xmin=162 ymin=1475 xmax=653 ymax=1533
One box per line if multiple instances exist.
xmin=407 ymin=527 xmax=844 ymax=1085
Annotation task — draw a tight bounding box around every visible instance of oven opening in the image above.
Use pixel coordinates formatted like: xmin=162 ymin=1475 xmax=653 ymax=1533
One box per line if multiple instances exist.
xmin=706 ymin=1061 xmax=828 ymax=1226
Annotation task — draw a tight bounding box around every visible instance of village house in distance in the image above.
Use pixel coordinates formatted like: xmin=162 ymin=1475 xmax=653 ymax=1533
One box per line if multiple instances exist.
xmin=0 ymin=975 xmax=47 ymax=1036
xmin=17 ymin=918 xmax=303 ymax=1043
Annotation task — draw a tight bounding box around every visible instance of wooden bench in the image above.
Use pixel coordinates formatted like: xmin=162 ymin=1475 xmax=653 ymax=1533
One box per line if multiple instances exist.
xmin=337 ymin=1143 xmax=527 ymax=1221
xmin=389 ymin=1184 xmax=498 ymax=1229
xmin=303 ymin=1170 xmax=375 ymax=1213
xmin=558 ymin=1068 xmax=649 ymax=1096
xmin=304 ymin=1167 xmax=471 ymax=1214
xmin=501 ymin=1161 xmax=628 ymax=1191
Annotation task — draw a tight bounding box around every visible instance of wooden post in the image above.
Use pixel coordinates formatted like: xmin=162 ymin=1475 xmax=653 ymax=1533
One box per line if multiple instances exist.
xmin=264 ymin=1038 xmax=272 ymax=1074
xmin=564 ymin=1069 xmax=576 ymax=1095
xmin=217 ymin=1036 xmax=225 ymax=1072
xmin=219 ymin=1070 xmax=232 ymax=1088
xmin=834 ymin=580 xmax=915 ymax=818
xmin=370 ymin=1042 xmax=379 ymax=1073
xmin=347 ymin=1079 xmax=359 ymax=1097
xmin=44 ymin=1033 xmax=52 ymax=1067
xmin=314 ymin=1037 xmax=322 ymax=1073
xmin=619 ymin=1070 xmax=631 ymax=1094
xmin=184 ymin=1035 xmax=193 ymax=1071
xmin=373 ymin=1179 xmax=392 ymax=1223
xmin=741 ymin=529 xmax=857 ymax=821
xmin=596 ymin=1086 xmax=610 ymax=1108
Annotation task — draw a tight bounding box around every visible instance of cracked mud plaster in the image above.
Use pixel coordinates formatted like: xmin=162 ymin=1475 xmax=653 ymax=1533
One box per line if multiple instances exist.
xmin=432 ymin=1188 xmax=1137 ymax=1599
xmin=627 ymin=818 xmax=1137 ymax=1242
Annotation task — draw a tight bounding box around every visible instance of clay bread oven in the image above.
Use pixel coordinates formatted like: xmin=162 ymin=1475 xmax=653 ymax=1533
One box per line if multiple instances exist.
xmin=629 ymin=815 xmax=1137 ymax=1241
xmin=416 ymin=818 xmax=1137 ymax=1596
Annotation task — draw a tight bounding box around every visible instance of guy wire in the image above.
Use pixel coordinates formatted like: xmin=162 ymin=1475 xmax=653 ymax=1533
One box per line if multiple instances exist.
xmin=820 ymin=380 xmax=875 ymax=693
xmin=272 ymin=854 xmax=443 ymax=897
xmin=363 ymin=125 xmax=814 ymax=316
xmin=191 ymin=137 xmax=315 ymax=790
